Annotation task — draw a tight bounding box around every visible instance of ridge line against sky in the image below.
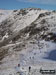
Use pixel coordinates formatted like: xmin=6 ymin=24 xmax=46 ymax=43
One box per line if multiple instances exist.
xmin=0 ymin=0 xmax=56 ymax=10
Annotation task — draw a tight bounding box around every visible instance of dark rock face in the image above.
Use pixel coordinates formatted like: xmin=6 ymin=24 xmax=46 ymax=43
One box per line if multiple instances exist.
xmin=38 ymin=12 xmax=51 ymax=19
xmin=0 ymin=48 xmax=8 ymax=60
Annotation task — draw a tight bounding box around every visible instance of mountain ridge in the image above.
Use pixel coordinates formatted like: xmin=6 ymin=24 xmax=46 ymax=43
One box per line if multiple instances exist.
xmin=0 ymin=8 xmax=56 ymax=75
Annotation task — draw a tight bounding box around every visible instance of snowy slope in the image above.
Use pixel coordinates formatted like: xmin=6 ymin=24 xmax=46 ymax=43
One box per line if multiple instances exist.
xmin=0 ymin=8 xmax=56 ymax=75
xmin=0 ymin=10 xmax=13 ymax=22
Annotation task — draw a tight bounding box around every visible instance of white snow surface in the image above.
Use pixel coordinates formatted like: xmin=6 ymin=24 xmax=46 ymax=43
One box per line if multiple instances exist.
xmin=0 ymin=10 xmax=13 ymax=23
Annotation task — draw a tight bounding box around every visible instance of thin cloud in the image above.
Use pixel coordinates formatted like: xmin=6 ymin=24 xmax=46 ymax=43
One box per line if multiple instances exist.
xmin=17 ymin=0 xmax=56 ymax=4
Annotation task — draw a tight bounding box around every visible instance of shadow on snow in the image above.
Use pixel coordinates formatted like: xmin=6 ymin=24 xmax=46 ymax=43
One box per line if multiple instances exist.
xmin=44 ymin=49 xmax=56 ymax=61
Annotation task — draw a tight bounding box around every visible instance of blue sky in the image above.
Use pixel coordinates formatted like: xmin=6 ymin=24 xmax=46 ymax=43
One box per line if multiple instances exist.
xmin=0 ymin=0 xmax=56 ymax=10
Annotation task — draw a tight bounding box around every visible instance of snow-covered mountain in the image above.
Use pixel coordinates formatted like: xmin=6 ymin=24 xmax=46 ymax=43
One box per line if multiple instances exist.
xmin=0 ymin=8 xmax=56 ymax=75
